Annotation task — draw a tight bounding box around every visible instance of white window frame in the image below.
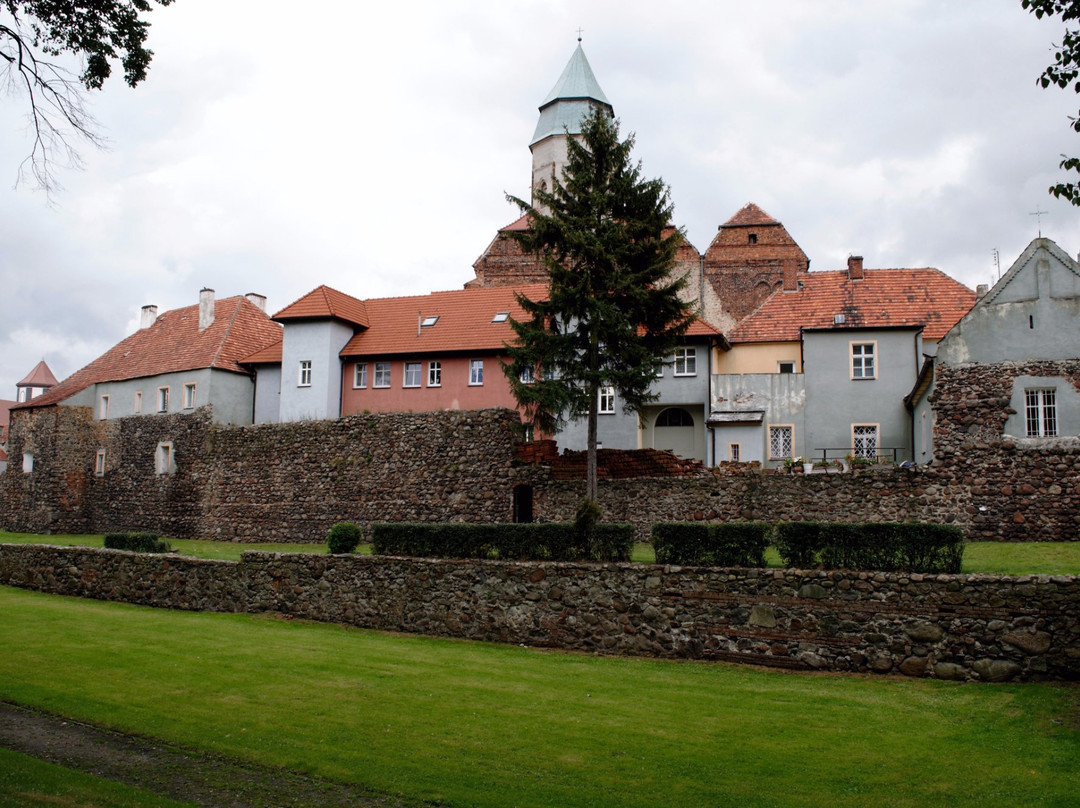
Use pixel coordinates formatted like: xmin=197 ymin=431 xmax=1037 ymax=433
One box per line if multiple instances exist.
xmin=599 ymin=386 xmax=615 ymax=414
xmin=133 ymin=391 xmax=143 ymax=414
xmin=769 ymin=425 xmax=794 ymax=460
xmin=851 ymin=341 xmax=877 ymax=380
xmin=729 ymin=442 xmax=741 ymax=462
xmin=157 ymin=386 xmax=169 ymax=414
xmin=298 ymin=360 xmax=313 ymax=387
xmin=519 ymin=366 xmax=535 ymax=385
xmin=674 ymin=347 xmax=697 ymax=376
xmin=403 ymin=361 xmax=422 ymax=388
xmin=99 ymin=394 xmax=109 ymax=420
xmin=778 ymin=361 xmax=795 ymax=374
xmin=1025 ymin=388 xmax=1058 ymax=437
xmin=469 ymin=359 xmax=484 ymax=386
xmin=428 ymin=361 xmax=442 ymax=387
xmin=353 ymin=363 xmax=368 ymax=389
xmin=22 ymin=452 xmax=33 ymax=473
xmin=852 ymin=424 xmax=879 ymax=459
xmin=155 ymin=441 xmax=174 ymax=475
xmin=183 ymin=382 xmax=197 ymax=410
xmin=374 ymin=362 xmax=391 ymax=388
xmin=94 ymin=449 xmax=106 ymax=477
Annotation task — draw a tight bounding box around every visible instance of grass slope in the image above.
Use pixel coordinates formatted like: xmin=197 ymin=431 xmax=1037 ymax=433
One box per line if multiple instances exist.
xmin=0 ymin=586 xmax=1076 ymax=808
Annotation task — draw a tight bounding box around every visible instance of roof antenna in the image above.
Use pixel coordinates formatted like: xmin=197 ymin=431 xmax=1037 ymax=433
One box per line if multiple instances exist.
xmin=1030 ymin=206 xmax=1047 ymax=238
xmin=992 ymin=248 xmax=1000 ymax=281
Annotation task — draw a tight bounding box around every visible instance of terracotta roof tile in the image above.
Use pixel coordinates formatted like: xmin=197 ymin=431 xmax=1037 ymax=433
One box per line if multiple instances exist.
xmin=273 ymin=285 xmax=370 ymax=326
xmin=16 ymin=296 xmax=282 ymax=410
xmin=17 ymin=360 xmax=59 ymax=389
xmin=241 ymin=339 xmax=283 ymax=365
xmin=722 ymin=202 xmax=780 ymax=228
xmin=728 ymin=268 xmax=975 ymax=344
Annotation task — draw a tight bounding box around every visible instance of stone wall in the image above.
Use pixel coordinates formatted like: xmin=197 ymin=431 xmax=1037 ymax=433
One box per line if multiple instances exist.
xmin=1 ymin=544 xmax=1076 ymax=683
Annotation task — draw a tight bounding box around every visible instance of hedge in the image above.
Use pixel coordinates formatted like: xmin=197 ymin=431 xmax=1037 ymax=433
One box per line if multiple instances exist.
xmin=326 ymin=521 xmax=362 ymax=554
xmin=774 ymin=522 xmax=964 ymax=573
xmin=651 ymin=522 xmax=770 ymax=567
xmin=103 ymin=532 xmax=172 ymax=553
xmin=371 ymin=522 xmax=634 ymax=562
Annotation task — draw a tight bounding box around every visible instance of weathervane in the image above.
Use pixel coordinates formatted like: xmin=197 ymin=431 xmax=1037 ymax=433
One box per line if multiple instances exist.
xmin=1030 ymin=206 xmax=1048 ymax=237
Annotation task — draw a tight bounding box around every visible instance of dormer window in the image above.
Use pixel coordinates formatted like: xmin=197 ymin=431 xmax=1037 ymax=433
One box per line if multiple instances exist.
xmin=420 ymin=315 xmax=439 ymax=328
xmin=492 ymin=312 xmax=510 ymax=323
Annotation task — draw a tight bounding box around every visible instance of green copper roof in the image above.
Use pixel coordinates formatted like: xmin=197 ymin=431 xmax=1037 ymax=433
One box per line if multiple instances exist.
xmin=531 ymin=43 xmax=613 ymax=146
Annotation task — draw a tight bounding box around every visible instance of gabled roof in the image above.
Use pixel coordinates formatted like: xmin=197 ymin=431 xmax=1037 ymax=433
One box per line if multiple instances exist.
xmin=721 ymin=202 xmax=781 ymax=229
xmin=981 ymin=236 xmax=1080 ymax=306
xmin=15 ymin=296 xmax=283 ymax=410
xmin=16 ymin=360 xmax=59 ymax=389
xmin=340 ymin=284 xmax=550 ymax=357
xmin=273 ymin=285 xmax=370 ymax=327
xmin=728 ymin=267 xmax=975 ymax=344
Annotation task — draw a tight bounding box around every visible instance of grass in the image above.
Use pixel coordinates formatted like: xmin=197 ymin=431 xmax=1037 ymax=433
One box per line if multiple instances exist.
xmin=3 ymin=532 xmax=1080 ymax=574
xmin=0 ymin=586 xmax=1077 ymax=808
xmin=0 ymin=747 xmax=195 ymax=808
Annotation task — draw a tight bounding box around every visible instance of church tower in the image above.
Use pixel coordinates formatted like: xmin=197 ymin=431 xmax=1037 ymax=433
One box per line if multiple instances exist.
xmin=529 ymin=40 xmax=614 ymax=202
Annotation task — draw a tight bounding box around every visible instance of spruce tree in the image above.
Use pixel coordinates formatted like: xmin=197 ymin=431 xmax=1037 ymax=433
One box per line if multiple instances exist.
xmin=502 ymin=108 xmax=695 ymax=502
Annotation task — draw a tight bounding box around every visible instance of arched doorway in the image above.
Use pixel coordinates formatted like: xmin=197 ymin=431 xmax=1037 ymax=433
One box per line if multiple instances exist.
xmin=653 ymin=407 xmax=696 ymax=458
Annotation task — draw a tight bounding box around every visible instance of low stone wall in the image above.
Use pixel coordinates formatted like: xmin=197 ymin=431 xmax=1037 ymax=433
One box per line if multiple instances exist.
xmin=2 ymin=544 xmax=1076 ymax=683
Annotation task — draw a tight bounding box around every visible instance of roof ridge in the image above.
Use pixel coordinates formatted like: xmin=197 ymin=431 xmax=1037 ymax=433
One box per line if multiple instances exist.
xmin=209 ymin=297 xmax=244 ymax=370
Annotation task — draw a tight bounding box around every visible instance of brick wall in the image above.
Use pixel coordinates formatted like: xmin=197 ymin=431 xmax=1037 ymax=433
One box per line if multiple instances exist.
xmin=1 ymin=544 xmax=1075 ymax=683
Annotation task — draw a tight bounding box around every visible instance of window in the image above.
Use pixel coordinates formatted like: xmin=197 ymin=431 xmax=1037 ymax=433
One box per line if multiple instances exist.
xmin=656 ymin=407 xmax=694 ymax=427
xmin=374 ymin=362 xmax=391 ymax=388
xmin=492 ymin=312 xmax=509 ymax=323
xmin=522 ymin=424 xmax=534 ymax=442
xmin=853 ymin=424 xmax=879 ymax=459
xmin=298 ymin=360 xmax=312 ymax=387
xmin=354 ymin=363 xmax=368 ymax=389
xmin=748 ymin=233 xmax=758 ymax=244
xmin=729 ymin=443 xmax=741 ymax=462
xmin=469 ymin=359 xmax=484 ymax=386
xmin=95 ymin=449 xmax=106 ymax=477
xmin=1025 ymin=388 xmax=1058 ymax=437
xmin=420 ymin=315 xmax=439 ymax=328
xmin=133 ymin=391 xmax=143 ymax=414
xmin=778 ymin=361 xmax=795 ymax=374
xmin=519 ymin=366 xmax=535 ymax=384
xmin=183 ymin=383 xmax=197 ymax=409
xmin=851 ymin=342 xmax=876 ymax=379
xmin=157 ymin=387 xmax=169 ymax=413
xmin=22 ymin=452 xmax=33 ymax=473
xmin=403 ymin=362 xmax=422 ymax=388
xmin=769 ymin=425 xmax=793 ymax=460
xmin=155 ymin=442 xmax=174 ymax=475
xmin=599 ymin=386 xmax=615 ymax=414
xmin=99 ymin=395 xmax=109 ymax=420
xmin=674 ymin=347 xmax=697 ymax=376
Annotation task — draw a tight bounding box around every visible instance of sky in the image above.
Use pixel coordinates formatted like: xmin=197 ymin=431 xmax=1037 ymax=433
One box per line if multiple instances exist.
xmin=2 ymin=0 xmax=1079 ymax=397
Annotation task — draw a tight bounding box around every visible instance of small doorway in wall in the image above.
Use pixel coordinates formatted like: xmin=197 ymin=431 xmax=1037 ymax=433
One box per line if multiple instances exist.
xmin=512 ymin=484 xmax=534 ymax=523
xmin=653 ymin=407 xmax=696 ymax=458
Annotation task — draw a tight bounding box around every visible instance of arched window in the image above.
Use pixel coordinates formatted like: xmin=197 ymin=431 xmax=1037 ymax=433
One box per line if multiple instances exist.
xmin=655 ymin=408 xmax=694 ymax=427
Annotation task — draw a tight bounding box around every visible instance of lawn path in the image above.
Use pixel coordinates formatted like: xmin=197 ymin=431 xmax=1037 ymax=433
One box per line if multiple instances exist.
xmin=0 ymin=701 xmax=429 ymax=808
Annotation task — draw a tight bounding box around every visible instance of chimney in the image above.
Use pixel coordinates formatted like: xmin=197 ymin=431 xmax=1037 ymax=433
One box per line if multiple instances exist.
xmin=976 ymin=283 xmax=989 ymax=298
xmin=199 ymin=288 xmax=215 ymax=330
xmin=140 ymin=305 xmax=158 ymax=329
xmin=782 ymin=258 xmax=799 ymax=292
xmin=847 ymin=255 xmax=864 ymax=281
xmin=245 ymin=292 xmax=267 ymax=312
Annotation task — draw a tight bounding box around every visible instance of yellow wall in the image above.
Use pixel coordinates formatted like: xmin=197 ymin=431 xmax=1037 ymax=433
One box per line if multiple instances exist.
xmin=714 ymin=343 xmax=801 ymax=374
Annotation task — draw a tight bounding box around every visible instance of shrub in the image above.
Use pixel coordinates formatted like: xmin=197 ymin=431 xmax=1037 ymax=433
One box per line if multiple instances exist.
xmin=326 ymin=521 xmax=363 ymax=554
xmin=652 ymin=522 xmax=770 ymax=567
xmin=371 ymin=521 xmax=633 ymax=562
xmin=774 ymin=522 xmax=964 ymax=573
xmin=103 ymin=532 xmax=172 ymax=553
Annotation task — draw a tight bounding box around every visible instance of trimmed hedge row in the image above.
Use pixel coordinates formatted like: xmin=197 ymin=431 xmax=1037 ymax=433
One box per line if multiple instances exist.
xmin=371 ymin=522 xmax=634 ymax=562
xmin=652 ymin=522 xmax=770 ymax=567
xmin=774 ymin=521 xmax=964 ymax=574
xmin=103 ymin=532 xmax=172 ymax=553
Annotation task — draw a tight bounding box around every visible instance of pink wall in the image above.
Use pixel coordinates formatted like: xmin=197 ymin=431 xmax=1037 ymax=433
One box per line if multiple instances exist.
xmin=341 ymin=356 xmax=521 ymax=415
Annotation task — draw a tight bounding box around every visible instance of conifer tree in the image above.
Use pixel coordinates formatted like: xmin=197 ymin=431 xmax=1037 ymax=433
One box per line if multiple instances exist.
xmin=502 ymin=108 xmax=695 ymax=502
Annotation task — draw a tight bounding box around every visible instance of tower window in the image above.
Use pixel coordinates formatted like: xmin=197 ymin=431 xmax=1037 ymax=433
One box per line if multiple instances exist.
xmin=748 ymin=233 xmax=758 ymax=244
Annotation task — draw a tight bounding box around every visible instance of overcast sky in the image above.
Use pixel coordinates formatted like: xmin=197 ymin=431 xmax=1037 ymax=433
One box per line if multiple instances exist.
xmin=2 ymin=0 xmax=1078 ymax=397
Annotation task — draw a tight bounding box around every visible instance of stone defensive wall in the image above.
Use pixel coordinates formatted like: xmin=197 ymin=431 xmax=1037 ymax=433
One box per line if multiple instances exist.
xmin=1 ymin=544 xmax=1076 ymax=683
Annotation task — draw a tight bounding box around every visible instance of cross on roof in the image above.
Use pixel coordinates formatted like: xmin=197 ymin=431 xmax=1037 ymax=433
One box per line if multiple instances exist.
xmin=576 ymin=27 xmax=584 ymax=42
xmin=1030 ymin=206 xmax=1048 ymax=237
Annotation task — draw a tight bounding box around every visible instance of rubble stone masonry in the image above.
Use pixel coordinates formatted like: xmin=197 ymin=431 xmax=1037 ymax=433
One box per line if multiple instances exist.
xmin=0 ymin=544 xmax=1075 ymax=682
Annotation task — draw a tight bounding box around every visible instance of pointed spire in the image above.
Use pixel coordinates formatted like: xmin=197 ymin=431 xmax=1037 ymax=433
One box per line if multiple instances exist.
xmin=530 ymin=43 xmax=613 ymax=146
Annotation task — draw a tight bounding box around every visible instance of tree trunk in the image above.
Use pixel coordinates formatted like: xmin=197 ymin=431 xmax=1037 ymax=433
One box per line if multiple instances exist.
xmin=586 ymin=382 xmax=598 ymax=502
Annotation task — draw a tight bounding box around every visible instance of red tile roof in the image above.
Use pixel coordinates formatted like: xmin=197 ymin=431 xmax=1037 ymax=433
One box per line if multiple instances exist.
xmin=241 ymin=340 xmax=283 ymax=364
xmin=273 ymin=285 xmax=370 ymax=327
xmin=722 ymin=202 xmax=780 ymax=228
xmin=499 ymin=214 xmax=532 ymax=232
xmin=16 ymin=296 xmax=282 ymax=410
xmin=16 ymin=360 xmax=59 ymax=389
xmin=728 ymin=267 xmax=975 ymax=344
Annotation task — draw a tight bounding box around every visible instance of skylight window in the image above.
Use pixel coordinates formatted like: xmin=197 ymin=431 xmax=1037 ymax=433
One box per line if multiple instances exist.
xmin=492 ymin=312 xmax=509 ymax=323
xmin=420 ymin=315 xmax=439 ymax=327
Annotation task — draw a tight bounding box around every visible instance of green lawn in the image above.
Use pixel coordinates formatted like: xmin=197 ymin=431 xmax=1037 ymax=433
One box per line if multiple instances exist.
xmin=3 ymin=532 xmax=1080 ymax=574
xmin=0 ymin=586 xmax=1077 ymax=808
